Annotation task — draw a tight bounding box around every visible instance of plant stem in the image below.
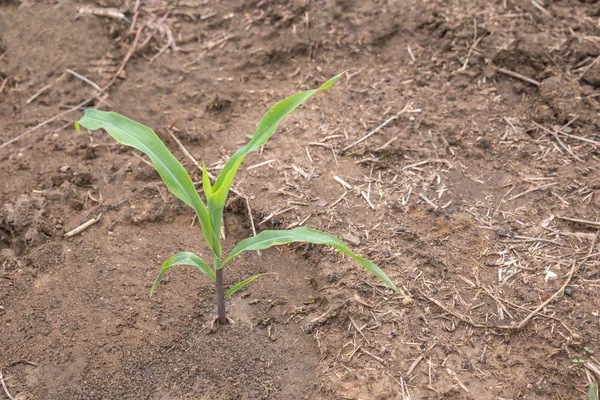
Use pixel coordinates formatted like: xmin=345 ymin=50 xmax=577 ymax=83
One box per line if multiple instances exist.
xmin=214 ymin=258 xmax=227 ymax=324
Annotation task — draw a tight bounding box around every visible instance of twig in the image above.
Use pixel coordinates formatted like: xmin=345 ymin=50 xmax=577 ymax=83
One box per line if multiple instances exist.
xmin=349 ymin=316 xmax=370 ymax=343
xmin=406 ymin=355 xmax=423 ymax=376
xmin=342 ymin=104 xmax=411 ymax=151
xmin=0 ymin=371 xmax=13 ymax=400
xmin=507 ymin=182 xmax=558 ymax=201
xmin=402 ymin=159 xmax=453 ymax=170
xmin=257 ymin=207 xmax=294 ymax=226
xmin=446 ymin=368 xmax=469 ymax=392
xmin=361 ymin=191 xmax=375 ymax=210
xmin=0 ymin=97 xmax=94 ymax=151
xmin=556 ymin=215 xmax=600 ymax=229
xmin=554 ymin=116 xmax=585 ymax=141
xmin=360 ymin=348 xmax=385 ymax=364
xmin=531 ymin=0 xmax=552 ymax=17
xmin=25 ymin=73 xmax=66 ymax=104
xmin=329 ymin=191 xmax=348 ymax=209
xmin=419 ymin=193 xmax=438 ymax=209
xmin=77 ymin=6 xmax=129 ymax=22
xmin=476 ymin=225 xmax=561 ymax=244
xmin=461 ymin=35 xmax=484 ymax=71
xmin=246 ymin=159 xmax=276 ymax=170
xmin=7 ymin=360 xmax=38 ymax=368
xmin=496 ymin=230 xmax=599 ymax=330
xmin=533 ymin=122 xmax=582 ymax=161
xmin=417 ymin=289 xmax=487 ymax=328
xmin=581 ymin=55 xmax=600 ymax=77
xmin=0 ymin=78 xmax=8 ymax=95
xmin=557 ymin=130 xmax=598 ymax=145
xmin=495 ymin=67 xmax=540 ymax=86
xmin=407 ymin=45 xmax=416 ymax=62
xmin=206 ymin=34 xmax=237 ymax=50
xmin=66 ymin=68 xmax=102 ymax=92
xmin=149 ymin=43 xmax=170 ymax=64
xmin=586 ymin=362 xmax=600 ymax=380
xmin=308 ymin=307 xmax=333 ymax=325
xmin=101 ymin=24 xmax=145 ymax=93
xmin=64 ymin=214 xmax=103 ymax=237
xmin=333 ymin=176 xmax=353 ymax=190
xmin=131 ymin=152 xmax=152 ymax=167
xmin=245 ymin=197 xmax=261 ymax=257
xmin=375 ymin=136 xmax=398 ymax=151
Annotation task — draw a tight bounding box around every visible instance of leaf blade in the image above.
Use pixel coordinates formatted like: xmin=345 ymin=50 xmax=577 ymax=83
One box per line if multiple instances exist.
xmin=76 ymin=110 xmax=219 ymax=255
xmin=223 ymin=227 xmax=398 ymax=292
xmin=225 ymin=274 xmax=266 ymax=298
xmin=206 ymin=73 xmax=345 ymax=243
xmin=590 ymin=382 xmax=598 ymax=400
xmin=151 ymin=252 xmax=214 ymax=295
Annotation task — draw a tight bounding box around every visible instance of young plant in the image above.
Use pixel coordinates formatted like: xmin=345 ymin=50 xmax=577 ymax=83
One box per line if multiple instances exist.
xmin=75 ymin=73 xmax=398 ymax=324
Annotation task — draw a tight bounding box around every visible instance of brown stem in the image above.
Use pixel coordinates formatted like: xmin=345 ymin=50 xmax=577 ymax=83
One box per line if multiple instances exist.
xmin=215 ymin=268 xmax=227 ymax=324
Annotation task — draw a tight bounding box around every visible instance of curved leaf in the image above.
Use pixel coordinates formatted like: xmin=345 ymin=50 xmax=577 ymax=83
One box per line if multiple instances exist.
xmin=75 ymin=110 xmax=219 ymax=255
xmin=222 ymin=227 xmax=398 ymax=293
xmin=206 ymin=72 xmax=345 ymax=244
xmin=225 ymin=274 xmax=266 ymax=298
xmin=151 ymin=252 xmax=214 ymax=295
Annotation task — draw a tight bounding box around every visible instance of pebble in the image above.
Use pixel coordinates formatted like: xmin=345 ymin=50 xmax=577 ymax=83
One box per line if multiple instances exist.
xmin=315 ymin=199 xmax=329 ymax=207
xmin=564 ymin=287 xmax=573 ymax=297
xmin=342 ymin=233 xmax=361 ymax=246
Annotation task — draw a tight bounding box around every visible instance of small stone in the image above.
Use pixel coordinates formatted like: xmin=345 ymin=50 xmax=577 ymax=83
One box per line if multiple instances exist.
xmin=564 ymin=287 xmax=574 ymax=297
xmin=315 ymin=199 xmax=329 ymax=207
xmin=59 ymin=165 xmax=71 ymax=173
xmin=342 ymin=233 xmax=360 ymax=246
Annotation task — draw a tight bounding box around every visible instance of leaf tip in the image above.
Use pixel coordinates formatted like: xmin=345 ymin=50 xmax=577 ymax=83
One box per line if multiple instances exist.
xmin=319 ymin=71 xmax=347 ymax=90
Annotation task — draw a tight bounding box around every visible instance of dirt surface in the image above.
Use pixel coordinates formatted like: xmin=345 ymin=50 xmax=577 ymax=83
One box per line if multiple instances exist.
xmin=2 ymin=0 xmax=600 ymax=399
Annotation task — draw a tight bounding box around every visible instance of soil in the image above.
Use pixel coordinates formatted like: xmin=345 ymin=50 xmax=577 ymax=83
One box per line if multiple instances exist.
xmin=2 ymin=0 xmax=600 ymax=399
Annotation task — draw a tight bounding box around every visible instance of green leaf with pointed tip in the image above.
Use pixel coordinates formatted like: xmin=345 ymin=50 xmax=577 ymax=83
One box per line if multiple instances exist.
xmin=76 ymin=110 xmax=219 ymax=255
xmin=151 ymin=252 xmax=214 ymax=295
xmin=206 ymin=72 xmax=345 ymax=246
xmin=201 ymin=163 xmax=213 ymax=197
xmin=225 ymin=274 xmax=266 ymax=298
xmin=222 ymin=227 xmax=398 ymax=293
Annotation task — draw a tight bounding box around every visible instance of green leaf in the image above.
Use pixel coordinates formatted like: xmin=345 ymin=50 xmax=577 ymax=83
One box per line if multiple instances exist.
xmin=151 ymin=252 xmax=214 ymax=295
xmin=206 ymin=72 xmax=345 ymax=246
xmin=222 ymin=227 xmax=398 ymax=293
xmin=590 ymin=382 xmax=598 ymax=400
xmin=76 ymin=110 xmax=219 ymax=256
xmin=201 ymin=163 xmax=213 ymax=197
xmin=225 ymin=274 xmax=266 ymax=298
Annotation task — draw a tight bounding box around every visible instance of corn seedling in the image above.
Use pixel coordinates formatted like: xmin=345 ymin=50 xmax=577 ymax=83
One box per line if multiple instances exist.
xmin=75 ymin=73 xmax=399 ymax=324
